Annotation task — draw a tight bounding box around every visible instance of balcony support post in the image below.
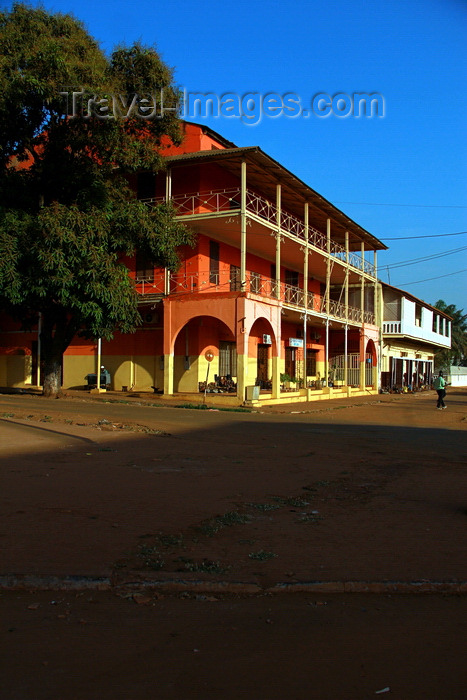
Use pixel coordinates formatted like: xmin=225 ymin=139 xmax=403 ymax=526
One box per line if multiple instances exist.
xmin=163 ymin=299 xmax=174 ymax=396
xmin=326 ymin=219 xmax=331 ymax=316
xmin=240 ymin=161 xmax=247 ymax=289
xmin=345 ymin=231 xmax=349 ymax=322
xmin=325 ymin=318 xmax=330 ymax=388
xmin=360 ymin=241 xmax=365 ymax=324
xmin=163 ymin=169 xmax=172 ymax=297
xmin=303 ymin=312 xmax=307 ymax=388
xmin=344 ymin=323 xmax=349 ymax=388
xmin=373 ymin=250 xmax=378 ymax=324
xmin=303 ymin=203 xmax=309 ymax=310
xmin=165 ymin=169 xmax=171 ymax=202
xmin=164 ymin=269 xmax=171 ymax=296
xmin=275 ymin=184 xmax=281 ymax=296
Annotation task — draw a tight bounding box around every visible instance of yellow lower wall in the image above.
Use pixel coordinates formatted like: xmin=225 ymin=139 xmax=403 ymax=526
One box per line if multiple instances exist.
xmin=0 ymin=354 xmax=33 ymax=387
xmin=63 ymin=355 xmax=162 ymax=392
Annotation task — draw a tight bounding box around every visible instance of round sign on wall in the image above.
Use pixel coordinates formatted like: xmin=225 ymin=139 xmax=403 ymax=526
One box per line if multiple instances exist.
xmin=204 ymin=350 xmax=214 ymax=362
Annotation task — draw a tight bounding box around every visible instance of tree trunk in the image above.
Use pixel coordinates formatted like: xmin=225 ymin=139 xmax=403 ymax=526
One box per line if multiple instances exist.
xmin=39 ymin=307 xmax=80 ymax=398
xmin=42 ymin=354 xmax=62 ymax=397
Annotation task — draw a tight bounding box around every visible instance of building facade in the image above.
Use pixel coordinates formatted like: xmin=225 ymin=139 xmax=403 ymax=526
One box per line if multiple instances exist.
xmin=2 ymin=121 xmax=447 ymax=405
xmin=380 ymin=283 xmax=451 ymax=391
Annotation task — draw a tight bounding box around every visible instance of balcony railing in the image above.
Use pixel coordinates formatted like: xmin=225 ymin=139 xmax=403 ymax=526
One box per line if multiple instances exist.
xmin=135 ymin=269 xmax=376 ymax=325
xmin=382 ymin=321 xmax=402 ymax=334
xmin=141 ymin=188 xmax=376 ymax=277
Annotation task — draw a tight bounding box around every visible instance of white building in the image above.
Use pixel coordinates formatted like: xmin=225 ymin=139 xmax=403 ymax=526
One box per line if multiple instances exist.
xmin=380 ymin=283 xmax=451 ymax=390
xmin=448 ymin=366 xmax=467 ymax=387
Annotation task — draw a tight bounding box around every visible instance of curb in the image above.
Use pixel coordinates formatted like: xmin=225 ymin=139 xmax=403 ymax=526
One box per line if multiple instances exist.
xmin=1 ymin=574 xmax=466 ymax=595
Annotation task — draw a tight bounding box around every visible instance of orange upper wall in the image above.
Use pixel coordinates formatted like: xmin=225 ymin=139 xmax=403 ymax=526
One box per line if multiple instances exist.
xmin=160 ymin=122 xmax=230 ymax=156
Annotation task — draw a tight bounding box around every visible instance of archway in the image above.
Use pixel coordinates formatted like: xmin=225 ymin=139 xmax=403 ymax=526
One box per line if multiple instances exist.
xmin=249 ymin=317 xmax=277 ymax=390
xmin=172 ymin=315 xmax=236 ymax=393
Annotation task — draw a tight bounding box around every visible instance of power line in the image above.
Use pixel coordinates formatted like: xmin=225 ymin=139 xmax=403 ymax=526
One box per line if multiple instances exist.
xmin=397 ymin=269 xmax=467 ymax=286
xmin=385 ymin=246 xmax=467 ymax=270
xmin=381 ymin=231 xmax=467 ymax=241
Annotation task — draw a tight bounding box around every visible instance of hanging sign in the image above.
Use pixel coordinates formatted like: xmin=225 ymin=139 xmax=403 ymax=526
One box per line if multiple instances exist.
xmin=288 ymin=338 xmax=303 ymax=348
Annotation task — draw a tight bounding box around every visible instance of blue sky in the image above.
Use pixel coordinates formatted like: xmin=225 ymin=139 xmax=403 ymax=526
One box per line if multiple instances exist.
xmin=12 ymin=0 xmax=467 ymax=311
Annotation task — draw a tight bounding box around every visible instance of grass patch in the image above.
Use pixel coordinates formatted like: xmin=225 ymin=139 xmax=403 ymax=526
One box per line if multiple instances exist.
xmin=137 ymin=544 xmax=165 ymax=571
xmin=248 ymin=550 xmax=277 ymax=561
xmin=175 ymin=403 xmax=208 ymax=410
xmin=246 ymin=502 xmax=281 ymax=512
xmin=270 ymin=496 xmax=310 ymax=508
xmin=156 ymin=533 xmax=184 ymax=548
xmin=174 ymin=403 xmax=251 ymax=413
xmin=299 ymin=513 xmax=324 ymax=523
xmin=198 ymin=510 xmax=250 ymax=537
xmin=177 ymin=557 xmax=230 ymax=574
xmin=1 ymin=412 xmax=14 ymax=418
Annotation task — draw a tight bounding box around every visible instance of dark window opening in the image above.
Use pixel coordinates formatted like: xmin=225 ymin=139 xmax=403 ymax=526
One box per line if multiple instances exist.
xmin=209 ymin=240 xmax=220 ymax=283
xmin=306 ymin=352 xmax=317 ymax=376
xmin=135 ymin=251 xmax=154 ymax=282
xmin=137 ymin=172 xmax=156 ymax=200
xmin=285 ymin=269 xmax=299 ymax=287
xmin=219 ymin=341 xmax=237 ymax=376
xmin=230 ymin=264 xmax=241 ymax=291
xmin=415 ymin=304 xmax=422 ymax=327
xmin=285 ymin=269 xmax=299 ymax=302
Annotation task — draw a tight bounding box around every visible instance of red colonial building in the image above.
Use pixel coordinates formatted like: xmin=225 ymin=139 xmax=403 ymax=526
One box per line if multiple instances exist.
xmin=0 ymin=121 xmax=388 ymax=405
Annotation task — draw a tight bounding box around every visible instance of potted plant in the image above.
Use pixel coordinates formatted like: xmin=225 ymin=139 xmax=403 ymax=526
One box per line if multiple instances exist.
xmin=280 ymin=373 xmax=297 ymax=391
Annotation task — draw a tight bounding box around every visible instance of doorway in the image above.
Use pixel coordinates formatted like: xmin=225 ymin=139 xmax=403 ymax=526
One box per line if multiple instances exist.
xmin=257 ymin=344 xmax=269 ymax=385
xmin=285 ymin=347 xmax=296 ymax=378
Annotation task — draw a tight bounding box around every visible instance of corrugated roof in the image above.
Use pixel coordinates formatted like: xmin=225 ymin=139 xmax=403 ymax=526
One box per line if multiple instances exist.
xmin=163 ymin=146 xmax=387 ymax=252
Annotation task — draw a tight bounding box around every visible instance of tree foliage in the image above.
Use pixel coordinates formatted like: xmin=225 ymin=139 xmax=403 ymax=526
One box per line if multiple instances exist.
xmin=0 ymin=3 xmax=192 ymax=395
xmin=433 ymin=300 xmax=467 ymax=369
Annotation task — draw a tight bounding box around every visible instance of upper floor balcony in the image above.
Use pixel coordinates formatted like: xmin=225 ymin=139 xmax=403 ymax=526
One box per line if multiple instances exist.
xmin=136 ymin=268 xmax=376 ymax=326
xmin=382 ymin=319 xmax=451 ymax=348
xmin=382 ymin=292 xmax=451 ymax=348
xmin=142 ymin=188 xmax=376 ymax=278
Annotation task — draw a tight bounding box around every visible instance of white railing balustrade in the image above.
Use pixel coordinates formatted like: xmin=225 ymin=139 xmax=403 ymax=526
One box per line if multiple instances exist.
xmin=140 ymin=188 xmax=375 ymax=276
xmin=246 ymin=190 xmax=276 ymax=224
xmin=135 ymin=276 xmax=165 ymax=296
xmin=382 ymin=321 xmax=401 ymax=334
xmin=135 ymin=270 xmax=375 ymax=325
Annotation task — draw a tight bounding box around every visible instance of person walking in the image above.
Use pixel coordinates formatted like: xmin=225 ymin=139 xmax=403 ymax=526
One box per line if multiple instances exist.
xmin=433 ymin=371 xmax=447 ymax=409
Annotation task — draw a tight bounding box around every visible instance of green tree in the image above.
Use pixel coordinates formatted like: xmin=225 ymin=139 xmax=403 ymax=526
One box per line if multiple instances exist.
xmin=0 ymin=3 xmax=192 ymax=396
xmin=433 ymin=300 xmax=467 ymax=370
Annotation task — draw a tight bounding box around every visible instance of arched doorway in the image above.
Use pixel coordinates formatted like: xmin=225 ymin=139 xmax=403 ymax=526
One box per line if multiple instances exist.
xmin=172 ymin=315 xmax=237 ymax=393
xmin=249 ymin=318 xmax=277 ymax=390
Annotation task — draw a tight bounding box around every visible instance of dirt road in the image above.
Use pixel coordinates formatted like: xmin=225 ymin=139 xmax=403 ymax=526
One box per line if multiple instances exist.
xmin=0 ymin=388 xmax=466 ymax=698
